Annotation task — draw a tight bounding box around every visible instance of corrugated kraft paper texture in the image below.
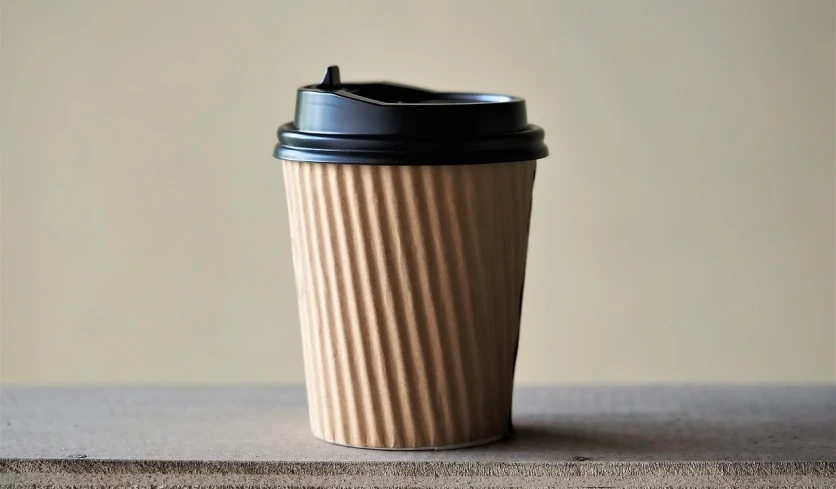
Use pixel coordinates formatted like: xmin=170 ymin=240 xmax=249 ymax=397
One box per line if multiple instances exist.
xmin=282 ymin=160 xmax=536 ymax=449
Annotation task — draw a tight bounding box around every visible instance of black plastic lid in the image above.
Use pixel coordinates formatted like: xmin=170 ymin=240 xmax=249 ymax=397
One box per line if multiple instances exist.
xmin=274 ymin=66 xmax=548 ymax=165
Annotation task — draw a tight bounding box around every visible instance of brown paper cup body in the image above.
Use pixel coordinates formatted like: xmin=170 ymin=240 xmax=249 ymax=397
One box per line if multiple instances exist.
xmin=282 ymin=160 xmax=536 ymax=449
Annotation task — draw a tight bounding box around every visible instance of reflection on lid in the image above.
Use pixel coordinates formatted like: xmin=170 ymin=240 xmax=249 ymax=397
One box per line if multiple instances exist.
xmin=335 ymin=84 xmax=514 ymax=105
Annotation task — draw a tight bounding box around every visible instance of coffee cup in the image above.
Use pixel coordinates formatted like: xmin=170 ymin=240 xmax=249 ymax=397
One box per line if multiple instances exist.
xmin=274 ymin=66 xmax=548 ymax=449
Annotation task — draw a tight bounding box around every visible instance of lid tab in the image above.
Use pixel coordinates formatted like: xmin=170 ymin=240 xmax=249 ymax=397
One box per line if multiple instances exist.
xmin=319 ymin=65 xmax=341 ymax=88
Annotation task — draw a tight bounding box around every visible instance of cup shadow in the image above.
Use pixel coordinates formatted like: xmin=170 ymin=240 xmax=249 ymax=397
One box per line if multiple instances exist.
xmin=472 ymin=416 xmax=725 ymax=461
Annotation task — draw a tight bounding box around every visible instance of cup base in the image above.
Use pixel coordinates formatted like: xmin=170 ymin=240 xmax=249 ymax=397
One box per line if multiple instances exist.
xmin=315 ymin=433 xmax=506 ymax=451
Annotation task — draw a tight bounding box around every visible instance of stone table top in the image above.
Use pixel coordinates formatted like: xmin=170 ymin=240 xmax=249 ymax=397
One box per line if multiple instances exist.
xmin=2 ymin=385 xmax=834 ymax=487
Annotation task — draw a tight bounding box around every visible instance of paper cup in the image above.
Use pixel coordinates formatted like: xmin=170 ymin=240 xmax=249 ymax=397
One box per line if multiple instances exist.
xmin=282 ymin=159 xmax=536 ymax=449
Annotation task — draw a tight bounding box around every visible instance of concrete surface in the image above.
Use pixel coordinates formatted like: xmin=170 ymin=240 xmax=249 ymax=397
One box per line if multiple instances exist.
xmin=1 ymin=385 xmax=834 ymax=487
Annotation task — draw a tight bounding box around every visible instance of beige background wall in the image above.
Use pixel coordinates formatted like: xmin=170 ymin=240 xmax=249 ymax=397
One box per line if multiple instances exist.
xmin=1 ymin=0 xmax=834 ymax=384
